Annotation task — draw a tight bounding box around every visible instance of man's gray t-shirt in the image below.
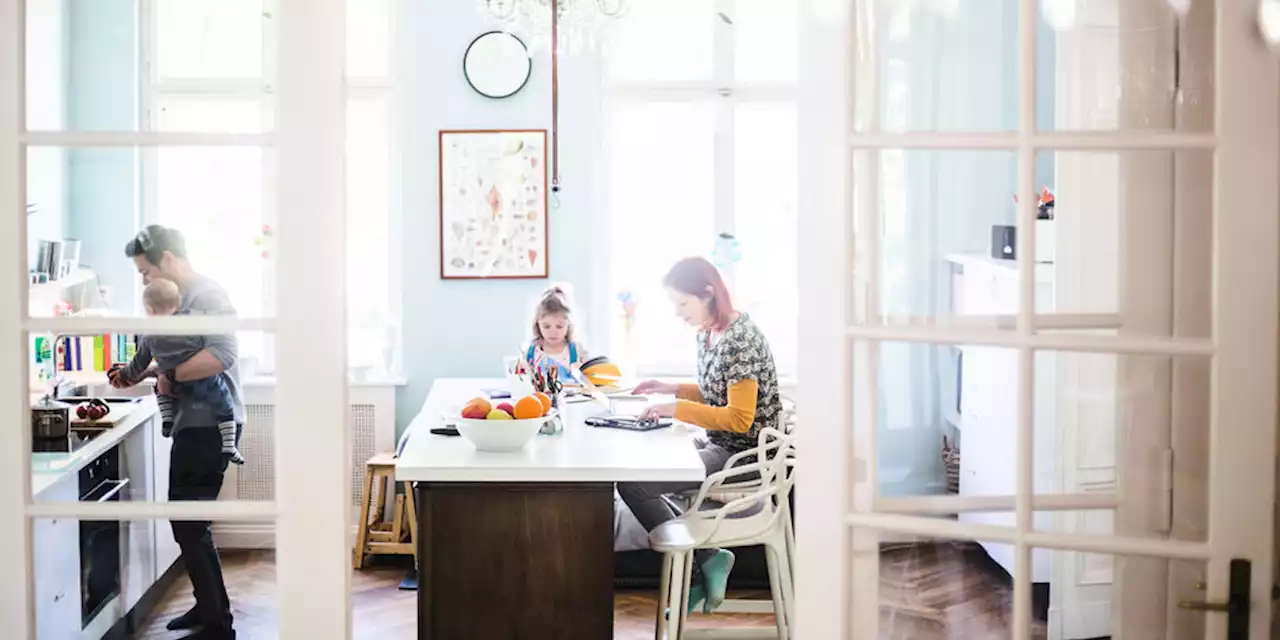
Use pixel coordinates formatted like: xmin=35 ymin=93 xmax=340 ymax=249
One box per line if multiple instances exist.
xmin=122 ymin=274 xmax=244 ymax=431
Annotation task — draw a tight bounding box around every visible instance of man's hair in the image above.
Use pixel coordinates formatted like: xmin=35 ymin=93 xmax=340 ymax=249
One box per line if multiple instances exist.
xmin=142 ymin=278 xmax=181 ymax=313
xmin=124 ymin=224 xmax=187 ymax=266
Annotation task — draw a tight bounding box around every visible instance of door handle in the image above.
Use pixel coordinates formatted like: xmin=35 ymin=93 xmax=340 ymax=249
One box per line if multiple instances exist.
xmin=1176 ymin=559 xmax=1252 ymax=640
xmin=1177 ymin=599 xmax=1233 ymax=613
xmin=94 ymin=478 xmax=130 ymax=503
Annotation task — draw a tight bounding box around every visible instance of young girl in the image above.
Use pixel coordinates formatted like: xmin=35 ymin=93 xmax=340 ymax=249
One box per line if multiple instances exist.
xmin=525 ymin=285 xmax=589 ymax=381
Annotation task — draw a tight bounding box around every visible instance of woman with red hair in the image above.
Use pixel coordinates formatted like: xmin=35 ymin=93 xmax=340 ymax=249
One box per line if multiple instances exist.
xmin=620 ymin=256 xmax=783 ymax=614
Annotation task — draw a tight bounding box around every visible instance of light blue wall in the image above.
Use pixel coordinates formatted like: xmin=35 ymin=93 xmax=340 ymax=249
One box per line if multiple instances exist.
xmin=395 ymin=1 xmax=605 ymax=433
xmin=64 ymin=0 xmax=140 ymax=312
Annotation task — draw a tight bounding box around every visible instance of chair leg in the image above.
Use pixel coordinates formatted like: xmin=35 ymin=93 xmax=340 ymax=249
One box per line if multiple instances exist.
xmin=655 ymin=552 xmax=672 ymax=640
xmin=764 ymin=544 xmax=790 ymax=640
xmin=352 ymin=466 xmax=375 ymax=569
xmin=404 ymin=484 xmax=419 ymax=566
xmin=666 ymin=552 xmax=687 ymax=640
xmin=680 ymin=552 xmax=695 ymax=617
xmin=773 ymin=538 xmax=796 ymax=636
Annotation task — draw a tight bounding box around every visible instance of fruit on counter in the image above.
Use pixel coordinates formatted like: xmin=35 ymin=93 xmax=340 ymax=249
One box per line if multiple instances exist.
xmin=486 ymin=409 xmax=514 ymax=420
xmin=533 ymin=392 xmax=552 ymax=415
xmin=513 ymin=396 xmax=544 ymax=419
xmin=77 ymin=400 xmax=108 ymax=421
xmin=495 ymin=402 xmax=516 ymax=417
xmin=461 ymin=397 xmax=493 ymax=419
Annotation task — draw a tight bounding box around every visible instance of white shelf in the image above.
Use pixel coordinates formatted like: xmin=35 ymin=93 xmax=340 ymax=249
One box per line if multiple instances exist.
xmin=28 ymin=268 xmax=96 ymax=300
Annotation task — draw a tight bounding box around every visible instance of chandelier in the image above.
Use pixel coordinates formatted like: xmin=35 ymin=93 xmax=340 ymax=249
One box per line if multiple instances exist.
xmin=482 ymin=0 xmax=627 ymax=54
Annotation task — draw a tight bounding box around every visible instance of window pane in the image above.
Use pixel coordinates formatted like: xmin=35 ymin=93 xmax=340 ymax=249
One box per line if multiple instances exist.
xmin=346 ymin=97 xmax=393 ymax=373
xmin=155 ymin=147 xmax=266 ymax=324
xmin=733 ymin=103 xmax=797 ymax=375
xmin=347 ymin=0 xmax=391 ymax=78
xmin=608 ymin=102 xmax=715 ymax=373
xmin=606 ymin=0 xmax=714 ymax=83
xmin=156 ymin=0 xmax=263 ymax=79
xmin=153 ymin=96 xmax=266 ymax=133
xmin=732 ymin=0 xmax=798 ymax=83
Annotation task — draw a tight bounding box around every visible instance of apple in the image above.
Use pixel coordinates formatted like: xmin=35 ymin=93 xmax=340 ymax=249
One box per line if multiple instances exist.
xmin=486 ymin=409 xmax=514 ymax=420
xmin=461 ymin=397 xmax=492 ymax=419
xmin=495 ymin=402 xmax=515 ymax=416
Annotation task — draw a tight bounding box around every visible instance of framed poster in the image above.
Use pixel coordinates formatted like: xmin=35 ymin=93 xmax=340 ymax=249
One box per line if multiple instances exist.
xmin=438 ymin=129 xmax=549 ymax=279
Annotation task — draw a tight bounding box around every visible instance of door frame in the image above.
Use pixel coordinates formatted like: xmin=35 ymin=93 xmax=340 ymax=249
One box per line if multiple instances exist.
xmin=0 ymin=0 xmax=353 ymax=637
xmin=794 ymin=0 xmax=1279 ymax=638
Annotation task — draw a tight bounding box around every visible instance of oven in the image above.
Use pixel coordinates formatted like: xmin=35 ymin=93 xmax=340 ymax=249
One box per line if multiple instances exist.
xmin=78 ymin=444 xmax=129 ymax=628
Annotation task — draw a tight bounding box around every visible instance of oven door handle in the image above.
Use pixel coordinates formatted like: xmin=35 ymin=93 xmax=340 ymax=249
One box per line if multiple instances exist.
xmin=90 ymin=478 xmax=130 ymax=503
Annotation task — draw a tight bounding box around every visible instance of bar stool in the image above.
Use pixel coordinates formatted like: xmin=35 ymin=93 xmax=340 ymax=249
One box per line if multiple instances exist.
xmin=353 ymin=452 xmax=418 ymax=569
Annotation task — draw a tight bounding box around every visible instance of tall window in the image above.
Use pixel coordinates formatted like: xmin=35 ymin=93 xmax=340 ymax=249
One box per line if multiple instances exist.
xmin=604 ymin=0 xmax=798 ymax=376
xmin=141 ymin=0 xmax=398 ymax=376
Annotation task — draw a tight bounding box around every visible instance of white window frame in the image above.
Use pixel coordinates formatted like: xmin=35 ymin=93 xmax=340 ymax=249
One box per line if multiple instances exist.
xmin=2 ymin=0 xmax=353 ymax=637
xmin=603 ymin=0 xmax=798 ymax=377
xmin=138 ymin=0 xmax=403 ymax=377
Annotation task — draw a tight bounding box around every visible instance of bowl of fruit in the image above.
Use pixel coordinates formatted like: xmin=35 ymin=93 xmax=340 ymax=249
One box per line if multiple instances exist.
xmin=454 ymin=393 xmax=554 ymax=452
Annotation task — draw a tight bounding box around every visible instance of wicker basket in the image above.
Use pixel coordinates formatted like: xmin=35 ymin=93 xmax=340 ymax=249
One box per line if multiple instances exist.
xmin=941 ymin=436 xmax=960 ymax=494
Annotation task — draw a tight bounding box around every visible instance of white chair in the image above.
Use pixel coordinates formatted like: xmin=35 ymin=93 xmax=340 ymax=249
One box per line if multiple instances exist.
xmin=651 ymin=428 xmax=796 ymax=639
xmin=670 ymin=398 xmax=797 ymax=622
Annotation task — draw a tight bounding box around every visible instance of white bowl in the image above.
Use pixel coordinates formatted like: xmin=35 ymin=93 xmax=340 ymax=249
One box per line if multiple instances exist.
xmin=454 ymin=411 xmax=552 ymax=452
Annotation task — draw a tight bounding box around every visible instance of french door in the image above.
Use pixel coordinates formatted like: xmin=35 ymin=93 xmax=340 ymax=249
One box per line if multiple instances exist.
xmin=0 ymin=0 xmax=351 ymax=638
xmin=797 ymin=0 xmax=1278 ymax=639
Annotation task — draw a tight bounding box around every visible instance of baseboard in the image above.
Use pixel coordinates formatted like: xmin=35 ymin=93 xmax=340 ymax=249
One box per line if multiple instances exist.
xmin=214 ymin=523 xmax=365 ymax=550
xmin=214 ymin=522 xmax=278 ymax=550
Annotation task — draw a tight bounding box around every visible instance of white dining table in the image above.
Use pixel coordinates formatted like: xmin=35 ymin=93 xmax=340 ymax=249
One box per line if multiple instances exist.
xmin=395 ymin=377 xmax=706 ymax=483
xmin=395 ymin=377 xmax=707 ymax=640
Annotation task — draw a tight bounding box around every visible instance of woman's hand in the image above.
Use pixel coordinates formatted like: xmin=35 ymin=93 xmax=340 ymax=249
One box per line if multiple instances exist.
xmin=156 ymin=372 xmax=173 ymax=396
xmin=633 ymin=380 xmax=677 ymax=395
xmin=640 ymin=402 xmax=676 ymax=420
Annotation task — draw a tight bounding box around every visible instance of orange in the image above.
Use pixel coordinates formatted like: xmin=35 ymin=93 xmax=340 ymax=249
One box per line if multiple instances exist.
xmin=513 ymin=396 xmax=544 ymax=420
xmin=533 ymin=392 xmax=552 ymax=415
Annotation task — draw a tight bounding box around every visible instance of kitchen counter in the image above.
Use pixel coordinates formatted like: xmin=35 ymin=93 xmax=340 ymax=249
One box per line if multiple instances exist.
xmin=399 ymin=378 xmax=705 ymax=639
xmin=31 ymin=396 xmax=159 ymax=498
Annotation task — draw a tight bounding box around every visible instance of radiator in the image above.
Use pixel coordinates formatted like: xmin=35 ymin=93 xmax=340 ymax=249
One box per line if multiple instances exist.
xmin=235 ymin=403 xmax=380 ymax=506
xmin=215 ymin=382 xmax=399 ymax=549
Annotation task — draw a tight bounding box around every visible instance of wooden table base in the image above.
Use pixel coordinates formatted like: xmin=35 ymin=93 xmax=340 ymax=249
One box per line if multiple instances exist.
xmin=415 ymin=482 xmax=615 ymax=640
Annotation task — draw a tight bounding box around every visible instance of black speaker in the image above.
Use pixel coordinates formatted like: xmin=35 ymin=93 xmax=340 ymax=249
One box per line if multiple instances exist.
xmin=990 ymin=225 xmax=1016 ymax=260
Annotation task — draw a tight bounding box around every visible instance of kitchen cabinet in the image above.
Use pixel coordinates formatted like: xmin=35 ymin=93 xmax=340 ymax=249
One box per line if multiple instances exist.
xmin=121 ymin=419 xmax=157 ymax=613
xmin=29 ymin=398 xmax=179 ymax=639
xmin=33 ymin=472 xmax=80 ymax=640
xmin=150 ymin=417 xmax=181 ymax=574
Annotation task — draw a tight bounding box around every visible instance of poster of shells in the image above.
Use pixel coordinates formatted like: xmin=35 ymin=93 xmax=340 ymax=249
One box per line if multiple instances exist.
xmin=438 ymin=129 xmax=549 ymax=279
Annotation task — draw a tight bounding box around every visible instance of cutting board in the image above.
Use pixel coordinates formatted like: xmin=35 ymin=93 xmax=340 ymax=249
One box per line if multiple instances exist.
xmin=70 ymin=402 xmax=138 ymax=426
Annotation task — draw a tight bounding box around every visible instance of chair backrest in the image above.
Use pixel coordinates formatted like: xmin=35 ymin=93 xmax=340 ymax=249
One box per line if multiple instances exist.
xmin=779 ymin=395 xmax=798 ymax=435
xmin=693 ymin=428 xmax=796 ymax=541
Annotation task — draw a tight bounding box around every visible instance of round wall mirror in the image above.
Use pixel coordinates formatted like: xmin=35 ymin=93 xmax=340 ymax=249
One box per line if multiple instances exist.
xmin=463 ymin=31 xmax=532 ymax=99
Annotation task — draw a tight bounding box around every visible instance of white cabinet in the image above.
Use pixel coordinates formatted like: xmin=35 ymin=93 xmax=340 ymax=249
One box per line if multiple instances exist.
xmin=151 ymin=418 xmax=181 ymax=573
xmin=948 ymin=255 xmax=1057 ymax=582
xmin=33 ymin=473 xmax=80 ymax=640
xmin=121 ymin=420 xmax=157 ymax=613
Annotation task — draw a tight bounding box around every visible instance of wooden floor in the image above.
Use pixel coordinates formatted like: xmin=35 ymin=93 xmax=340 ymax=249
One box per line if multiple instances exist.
xmin=134 ymin=543 xmax=1043 ymax=639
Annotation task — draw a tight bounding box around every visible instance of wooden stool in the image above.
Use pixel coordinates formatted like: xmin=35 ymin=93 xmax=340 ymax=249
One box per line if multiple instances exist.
xmin=353 ymin=453 xmax=418 ymax=569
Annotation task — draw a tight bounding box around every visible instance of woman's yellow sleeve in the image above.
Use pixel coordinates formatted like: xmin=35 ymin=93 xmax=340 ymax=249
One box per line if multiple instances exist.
xmin=676 ymin=384 xmax=705 ymax=402
xmin=674 ymin=379 xmax=758 ymax=433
